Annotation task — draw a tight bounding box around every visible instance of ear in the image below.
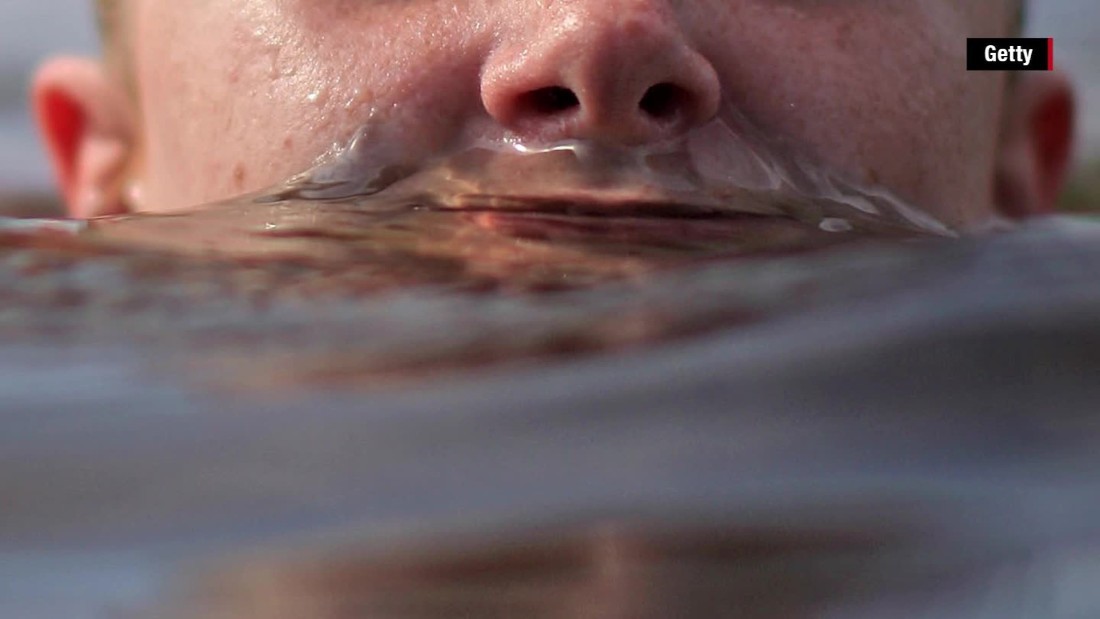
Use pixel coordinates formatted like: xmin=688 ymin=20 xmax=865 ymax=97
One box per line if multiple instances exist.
xmin=994 ymin=70 xmax=1076 ymax=218
xmin=32 ymin=57 xmax=136 ymax=218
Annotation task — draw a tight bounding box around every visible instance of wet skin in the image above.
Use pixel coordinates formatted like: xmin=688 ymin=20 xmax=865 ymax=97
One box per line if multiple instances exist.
xmin=122 ymin=0 xmax=1014 ymax=228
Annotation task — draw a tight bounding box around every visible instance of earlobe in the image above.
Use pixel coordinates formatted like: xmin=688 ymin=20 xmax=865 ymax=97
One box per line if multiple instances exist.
xmin=32 ymin=57 xmax=135 ymax=218
xmin=994 ymin=71 xmax=1076 ymax=218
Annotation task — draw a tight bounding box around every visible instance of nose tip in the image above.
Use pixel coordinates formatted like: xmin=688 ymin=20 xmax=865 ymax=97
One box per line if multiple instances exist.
xmin=481 ymin=8 xmax=721 ymax=144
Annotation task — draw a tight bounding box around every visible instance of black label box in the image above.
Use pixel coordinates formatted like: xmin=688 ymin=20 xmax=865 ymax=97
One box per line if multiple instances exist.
xmin=967 ymin=38 xmax=1053 ymax=71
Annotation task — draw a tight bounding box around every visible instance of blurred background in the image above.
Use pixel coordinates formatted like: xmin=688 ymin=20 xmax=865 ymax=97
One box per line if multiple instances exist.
xmin=0 ymin=0 xmax=1097 ymax=205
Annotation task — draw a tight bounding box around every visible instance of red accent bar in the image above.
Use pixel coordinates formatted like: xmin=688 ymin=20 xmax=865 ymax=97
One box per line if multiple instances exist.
xmin=1048 ymin=38 xmax=1054 ymax=70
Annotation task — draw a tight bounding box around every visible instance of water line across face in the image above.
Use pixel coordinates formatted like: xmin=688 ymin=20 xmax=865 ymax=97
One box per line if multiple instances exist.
xmin=75 ymin=101 xmax=971 ymax=291
xmin=254 ymin=101 xmax=957 ymax=236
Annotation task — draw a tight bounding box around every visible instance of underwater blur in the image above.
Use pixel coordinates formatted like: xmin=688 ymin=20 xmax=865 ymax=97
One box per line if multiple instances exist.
xmin=2 ymin=2 xmax=1100 ymax=619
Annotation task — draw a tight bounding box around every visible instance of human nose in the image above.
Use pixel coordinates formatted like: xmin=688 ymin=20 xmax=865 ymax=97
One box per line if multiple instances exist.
xmin=480 ymin=0 xmax=721 ymax=145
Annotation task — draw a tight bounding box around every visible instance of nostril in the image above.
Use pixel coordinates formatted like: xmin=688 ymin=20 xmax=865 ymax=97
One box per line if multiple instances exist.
xmin=519 ymin=86 xmax=581 ymax=116
xmin=524 ymin=87 xmax=580 ymax=115
xmin=639 ymin=83 xmax=688 ymax=121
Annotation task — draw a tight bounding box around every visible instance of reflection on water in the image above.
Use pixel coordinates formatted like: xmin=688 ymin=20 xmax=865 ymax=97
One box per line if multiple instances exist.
xmin=151 ymin=521 xmax=1015 ymax=619
xmin=0 ymin=217 xmax=931 ymax=390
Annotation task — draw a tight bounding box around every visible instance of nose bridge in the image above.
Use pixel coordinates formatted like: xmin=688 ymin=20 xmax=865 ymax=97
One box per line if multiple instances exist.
xmin=481 ymin=0 xmax=721 ymax=143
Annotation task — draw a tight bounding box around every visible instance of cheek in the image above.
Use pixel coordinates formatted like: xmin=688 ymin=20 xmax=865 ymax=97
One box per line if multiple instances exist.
xmin=696 ymin=2 xmax=1002 ymax=225
xmin=137 ymin=7 xmax=334 ymax=207
xmin=136 ymin=1 xmax=487 ymax=210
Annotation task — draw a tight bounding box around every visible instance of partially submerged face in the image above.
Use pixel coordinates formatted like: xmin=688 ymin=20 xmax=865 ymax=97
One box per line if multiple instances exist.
xmin=34 ymin=0 xmax=1074 ymax=233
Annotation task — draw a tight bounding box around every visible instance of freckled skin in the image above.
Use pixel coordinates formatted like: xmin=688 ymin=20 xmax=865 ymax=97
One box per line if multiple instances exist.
xmin=128 ymin=0 xmax=1011 ymax=227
